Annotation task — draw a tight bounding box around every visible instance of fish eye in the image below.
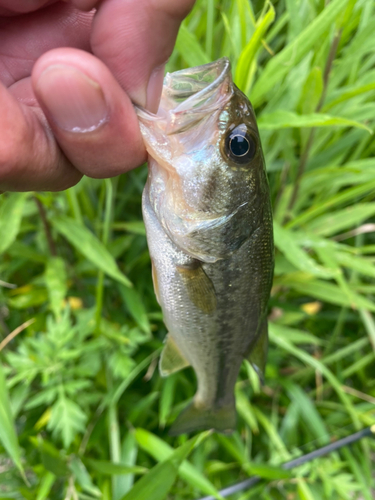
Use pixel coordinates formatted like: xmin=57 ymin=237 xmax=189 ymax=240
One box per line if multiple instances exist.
xmin=225 ymin=126 xmax=256 ymax=164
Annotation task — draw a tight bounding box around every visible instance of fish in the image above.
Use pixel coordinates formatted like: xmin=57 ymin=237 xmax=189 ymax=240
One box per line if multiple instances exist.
xmin=136 ymin=57 xmax=274 ymax=435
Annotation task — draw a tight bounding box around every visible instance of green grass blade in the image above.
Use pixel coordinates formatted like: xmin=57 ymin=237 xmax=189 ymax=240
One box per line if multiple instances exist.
xmin=0 ymin=193 xmax=28 ymax=254
xmin=279 ymin=276 xmax=375 ymax=312
xmin=274 ymin=221 xmax=334 ymax=278
xmin=269 ymin=324 xmax=360 ymax=428
xmin=304 ymin=204 xmax=375 ymax=236
xmin=45 ymin=257 xmax=67 ymax=319
xmin=117 ymin=432 xmax=139 ymax=497
xmin=298 ymin=67 xmax=323 ymax=115
xmin=51 ymin=215 xmax=132 ymax=287
xmin=268 ymin=323 xmax=323 ymax=346
xmin=251 ymin=0 xmax=351 ymax=106
xmin=135 ymin=428 xmax=224 ymax=500
xmin=205 ymin=0 xmax=215 ymax=59
xmin=84 ymin=458 xmax=147 ymax=476
xmin=244 ymin=462 xmax=291 ymax=480
xmin=36 ymin=471 xmax=56 ymax=500
xmin=324 ymin=80 xmax=375 ymax=110
xmin=359 ymin=310 xmax=375 ymax=351
xmin=284 ymin=383 xmax=329 ymax=445
xmin=235 ymin=3 xmax=275 ymax=93
xmin=287 ymin=178 xmax=375 ymax=228
xmin=69 ymin=456 xmax=102 ymax=498
xmin=110 ymin=352 xmax=159 ymax=407
xmin=297 ymin=478 xmax=316 ymax=500
xmin=258 ymin=110 xmax=372 ymax=132
xmin=335 ymin=252 xmax=375 ymax=278
xmin=236 ymin=387 xmax=259 ymax=434
xmin=175 ymin=24 xmax=210 ymax=67
xmin=121 ymin=432 xmax=210 ymax=500
xmin=251 ymin=407 xmax=290 ymax=458
xmin=0 ymin=362 xmax=25 ymax=478
xmin=118 ymin=285 xmax=151 ymax=335
xmin=159 ymin=375 xmax=176 ymax=428
xmin=112 ymin=221 xmax=146 ymax=236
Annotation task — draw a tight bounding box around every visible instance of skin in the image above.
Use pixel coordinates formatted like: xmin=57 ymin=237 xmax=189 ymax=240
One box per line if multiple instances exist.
xmin=0 ymin=0 xmax=195 ymax=192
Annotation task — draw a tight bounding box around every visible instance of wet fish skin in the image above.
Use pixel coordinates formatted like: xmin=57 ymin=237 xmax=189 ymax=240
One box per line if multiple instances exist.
xmin=137 ymin=58 xmax=274 ymax=435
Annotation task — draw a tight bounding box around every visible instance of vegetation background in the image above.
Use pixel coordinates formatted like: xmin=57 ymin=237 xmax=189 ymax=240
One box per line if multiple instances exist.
xmin=0 ymin=0 xmax=374 ymax=498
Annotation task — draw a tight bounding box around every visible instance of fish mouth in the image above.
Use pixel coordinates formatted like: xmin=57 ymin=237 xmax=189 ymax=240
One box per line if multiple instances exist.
xmin=136 ymin=58 xmax=233 ymax=134
xmin=163 ymin=57 xmax=232 ymax=113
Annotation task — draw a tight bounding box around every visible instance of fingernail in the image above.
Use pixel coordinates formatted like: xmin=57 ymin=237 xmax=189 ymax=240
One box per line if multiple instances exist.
xmin=146 ymin=64 xmax=165 ymax=113
xmin=37 ymin=65 xmax=108 ymax=133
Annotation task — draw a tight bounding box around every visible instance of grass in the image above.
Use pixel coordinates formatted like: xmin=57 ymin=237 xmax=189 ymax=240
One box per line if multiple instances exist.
xmin=1 ymin=0 xmax=375 ymax=498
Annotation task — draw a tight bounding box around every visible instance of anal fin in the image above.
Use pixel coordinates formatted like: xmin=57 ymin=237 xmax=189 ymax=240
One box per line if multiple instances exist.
xmin=159 ymin=335 xmax=190 ymax=377
xmin=176 ymin=261 xmax=217 ymax=314
xmin=247 ymin=320 xmax=268 ymax=384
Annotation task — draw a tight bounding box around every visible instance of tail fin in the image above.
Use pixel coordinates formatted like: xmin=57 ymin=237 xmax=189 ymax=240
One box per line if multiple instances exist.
xmin=169 ymin=401 xmax=236 ymax=436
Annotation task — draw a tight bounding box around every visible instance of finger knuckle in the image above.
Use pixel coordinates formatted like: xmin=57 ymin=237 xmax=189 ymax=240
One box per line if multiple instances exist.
xmin=0 ymin=125 xmax=30 ymax=181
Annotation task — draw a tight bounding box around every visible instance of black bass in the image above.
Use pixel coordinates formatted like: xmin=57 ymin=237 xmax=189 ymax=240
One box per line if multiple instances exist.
xmin=136 ymin=58 xmax=274 ymax=435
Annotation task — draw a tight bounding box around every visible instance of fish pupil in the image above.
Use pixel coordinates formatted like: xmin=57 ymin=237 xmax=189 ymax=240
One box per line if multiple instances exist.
xmin=230 ymin=135 xmax=249 ymax=157
xmin=225 ymin=126 xmax=256 ymax=164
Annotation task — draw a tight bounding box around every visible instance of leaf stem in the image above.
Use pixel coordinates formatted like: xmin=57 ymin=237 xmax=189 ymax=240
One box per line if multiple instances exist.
xmin=34 ymin=196 xmax=57 ymax=256
xmin=95 ymin=179 xmax=114 ymax=333
xmin=0 ymin=318 xmax=35 ymax=352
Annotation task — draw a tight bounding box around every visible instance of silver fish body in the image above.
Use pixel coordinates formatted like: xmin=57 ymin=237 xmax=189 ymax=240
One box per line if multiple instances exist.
xmin=137 ymin=58 xmax=274 ymax=435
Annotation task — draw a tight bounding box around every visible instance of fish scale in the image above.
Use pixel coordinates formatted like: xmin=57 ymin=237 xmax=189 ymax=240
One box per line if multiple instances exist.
xmin=136 ymin=58 xmax=274 ymax=435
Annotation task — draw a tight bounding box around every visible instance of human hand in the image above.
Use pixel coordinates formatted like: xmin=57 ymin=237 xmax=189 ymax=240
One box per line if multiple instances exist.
xmin=0 ymin=0 xmax=195 ymax=191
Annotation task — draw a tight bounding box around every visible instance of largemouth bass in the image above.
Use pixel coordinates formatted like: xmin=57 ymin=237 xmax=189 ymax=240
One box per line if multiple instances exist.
xmin=136 ymin=58 xmax=274 ymax=435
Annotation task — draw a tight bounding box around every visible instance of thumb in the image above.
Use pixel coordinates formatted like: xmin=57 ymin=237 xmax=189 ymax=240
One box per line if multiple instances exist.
xmin=89 ymin=0 xmax=196 ymax=112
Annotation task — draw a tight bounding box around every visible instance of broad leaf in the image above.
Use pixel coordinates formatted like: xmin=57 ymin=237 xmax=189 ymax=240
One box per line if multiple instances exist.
xmin=47 ymin=393 xmax=87 ymax=448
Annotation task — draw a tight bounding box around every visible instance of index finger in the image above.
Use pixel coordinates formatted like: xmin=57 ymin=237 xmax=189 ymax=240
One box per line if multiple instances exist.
xmin=89 ymin=0 xmax=196 ymax=111
xmin=0 ymin=0 xmax=57 ymax=16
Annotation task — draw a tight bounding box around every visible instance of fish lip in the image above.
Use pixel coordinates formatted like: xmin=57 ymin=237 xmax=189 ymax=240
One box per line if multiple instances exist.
xmin=134 ymin=103 xmax=163 ymax=122
xmin=135 ymin=58 xmax=232 ymax=127
xmin=165 ymin=57 xmax=232 ymax=113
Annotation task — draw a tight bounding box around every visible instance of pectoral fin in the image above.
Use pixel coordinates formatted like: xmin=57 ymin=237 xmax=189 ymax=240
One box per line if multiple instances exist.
xmin=247 ymin=321 xmax=268 ymax=384
xmin=176 ymin=261 xmax=217 ymax=314
xmin=159 ymin=335 xmax=190 ymax=377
